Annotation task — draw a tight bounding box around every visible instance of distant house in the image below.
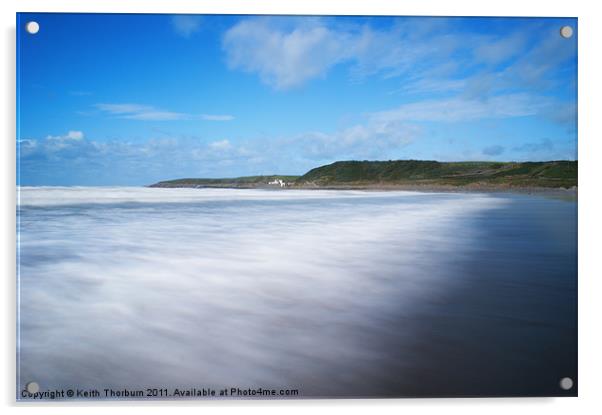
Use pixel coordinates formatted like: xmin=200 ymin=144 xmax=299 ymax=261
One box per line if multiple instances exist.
xmin=268 ymin=179 xmax=286 ymax=187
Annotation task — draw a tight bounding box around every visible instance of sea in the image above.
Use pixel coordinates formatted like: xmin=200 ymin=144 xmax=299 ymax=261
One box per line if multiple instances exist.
xmin=16 ymin=187 xmax=577 ymax=398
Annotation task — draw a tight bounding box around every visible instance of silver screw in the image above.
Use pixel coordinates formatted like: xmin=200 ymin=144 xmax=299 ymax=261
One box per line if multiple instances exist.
xmin=559 ymin=377 xmax=574 ymax=390
xmin=26 ymin=382 xmax=40 ymax=394
xmin=560 ymin=26 xmax=573 ymax=39
xmin=25 ymin=21 xmax=40 ymax=34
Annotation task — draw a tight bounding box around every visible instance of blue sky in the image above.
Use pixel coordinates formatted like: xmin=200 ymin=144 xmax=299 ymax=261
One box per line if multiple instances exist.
xmin=17 ymin=13 xmax=577 ymax=185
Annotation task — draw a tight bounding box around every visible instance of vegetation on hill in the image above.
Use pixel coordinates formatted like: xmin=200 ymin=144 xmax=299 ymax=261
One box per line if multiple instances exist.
xmin=297 ymin=160 xmax=577 ymax=188
xmin=150 ymin=160 xmax=577 ymax=189
xmin=150 ymin=175 xmax=299 ymax=188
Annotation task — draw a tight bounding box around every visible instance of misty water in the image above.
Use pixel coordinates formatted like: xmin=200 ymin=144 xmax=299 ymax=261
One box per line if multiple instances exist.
xmin=17 ymin=187 xmax=577 ymax=398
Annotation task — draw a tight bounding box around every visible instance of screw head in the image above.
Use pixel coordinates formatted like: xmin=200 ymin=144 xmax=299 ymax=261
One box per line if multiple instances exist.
xmin=25 ymin=21 xmax=40 ymax=34
xmin=559 ymin=377 xmax=574 ymax=390
xmin=26 ymin=382 xmax=39 ymax=394
xmin=560 ymin=26 xmax=573 ymax=39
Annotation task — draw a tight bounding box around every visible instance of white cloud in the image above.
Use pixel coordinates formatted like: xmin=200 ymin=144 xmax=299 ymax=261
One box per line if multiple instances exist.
xmin=473 ymin=32 xmax=527 ymax=65
xmin=286 ymin=119 xmax=420 ymax=161
xmin=19 ymin=131 xmax=88 ymax=155
xmin=223 ymin=18 xmax=354 ymax=90
xmin=200 ymin=114 xmax=235 ymax=121
xmin=222 ymin=17 xmax=575 ymax=100
xmin=393 ymin=78 xmax=467 ymax=95
xmin=95 ymin=104 xmax=234 ymax=122
xmin=46 ymin=130 xmax=84 ymax=141
xmin=96 ymin=103 xmax=150 ymax=114
xmin=66 ymin=131 xmax=84 ymax=140
xmin=370 ymin=94 xmax=552 ymax=124
xmin=221 ymin=18 xmax=474 ymax=90
xmin=209 ymin=139 xmax=232 ymax=151
xmin=459 ymin=27 xmax=576 ymax=99
xmin=124 ymin=111 xmax=187 ymax=121
xmin=171 ymin=15 xmax=201 ymax=37
xmin=61 ymin=94 xmax=561 ymax=179
xmin=96 ymin=103 xmax=187 ymax=121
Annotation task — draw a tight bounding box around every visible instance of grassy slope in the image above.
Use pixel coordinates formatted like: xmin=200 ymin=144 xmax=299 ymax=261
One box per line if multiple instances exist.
xmin=150 ymin=175 xmax=300 ymax=188
xmin=150 ymin=160 xmax=577 ymax=189
xmin=297 ymin=160 xmax=577 ymax=188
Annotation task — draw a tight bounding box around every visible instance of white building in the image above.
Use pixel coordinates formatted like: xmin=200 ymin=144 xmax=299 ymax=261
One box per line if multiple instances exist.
xmin=268 ymin=179 xmax=286 ymax=187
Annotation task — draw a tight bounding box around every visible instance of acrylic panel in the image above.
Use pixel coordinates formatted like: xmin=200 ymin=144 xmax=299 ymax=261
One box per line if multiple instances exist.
xmin=16 ymin=13 xmax=577 ymax=400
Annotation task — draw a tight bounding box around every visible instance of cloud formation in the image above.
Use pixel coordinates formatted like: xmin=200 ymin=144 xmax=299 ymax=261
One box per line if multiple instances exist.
xmin=96 ymin=103 xmax=187 ymax=121
xmin=95 ymin=103 xmax=234 ymax=122
xmin=286 ymin=121 xmax=419 ymax=162
xmin=46 ymin=130 xmax=84 ymax=141
xmin=208 ymin=139 xmax=232 ymax=150
xmin=18 ymin=113 xmax=420 ymax=185
xmin=222 ymin=17 xmax=458 ymax=90
xmin=371 ymin=94 xmax=553 ymax=124
xmin=223 ymin=18 xmax=352 ymax=90
xmin=19 ymin=115 xmax=575 ymax=186
xmin=222 ymin=17 xmax=576 ymax=101
xmin=201 ymin=114 xmax=235 ymax=121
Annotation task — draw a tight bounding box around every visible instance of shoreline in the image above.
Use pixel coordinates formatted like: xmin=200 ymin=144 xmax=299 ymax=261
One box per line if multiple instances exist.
xmin=148 ymin=183 xmax=578 ymax=196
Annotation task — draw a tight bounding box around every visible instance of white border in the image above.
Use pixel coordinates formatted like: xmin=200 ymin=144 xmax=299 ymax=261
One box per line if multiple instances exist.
xmin=2 ymin=1 xmax=601 ymax=414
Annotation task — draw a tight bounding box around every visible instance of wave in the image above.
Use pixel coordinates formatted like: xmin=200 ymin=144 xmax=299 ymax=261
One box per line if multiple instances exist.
xmin=17 ymin=188 xmax=507 ymax=396
xmin=17 ymin=186 xmax=434 ymax=207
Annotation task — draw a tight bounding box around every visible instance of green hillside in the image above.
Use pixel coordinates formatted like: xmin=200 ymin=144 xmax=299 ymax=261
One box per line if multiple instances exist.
xmin=150 ymin=160 xmax=577 ymax=189
xmin=150 ymin=175 xmax=299 ymax=188
xmin=297 ymin=160 xmax=577 ymax=188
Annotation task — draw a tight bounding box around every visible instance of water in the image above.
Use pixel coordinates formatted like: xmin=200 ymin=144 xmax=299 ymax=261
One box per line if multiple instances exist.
xmin=17 ymin=187 xmax=577 ymax=398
